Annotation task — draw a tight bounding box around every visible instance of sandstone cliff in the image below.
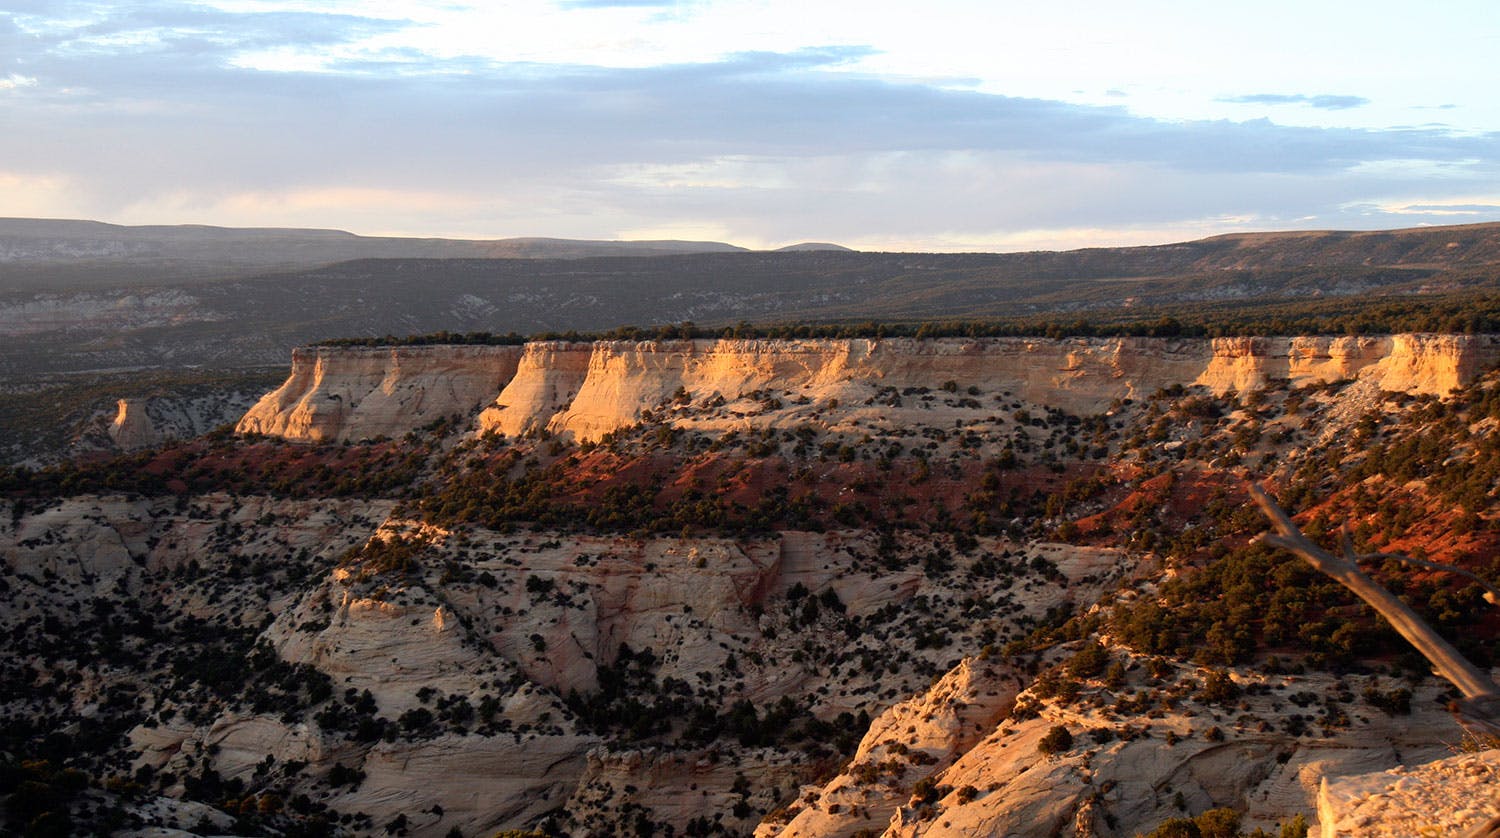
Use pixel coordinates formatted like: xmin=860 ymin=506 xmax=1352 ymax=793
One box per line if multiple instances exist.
xmin=91 ymin=389 xmax=264 ymax=453
xmin=1196 ymin=334 xmax=1493 ymax=395
xmin=765 ymin=648 xmax=1473 ymax=838
xmin=15 ymin=330 xmax=1500 ymax=836
xmin=475 ymin=342 xmax=593 ymax=438
xmin=237 ymin=345 xmax=523 ymax=442
xmin=107 ymin=398 xmax=161 ymax=450
xmin=1317 ymin=748 xmax=1500 ymax=836
xmin=240 ymin=335 xmax=1500 ymax=444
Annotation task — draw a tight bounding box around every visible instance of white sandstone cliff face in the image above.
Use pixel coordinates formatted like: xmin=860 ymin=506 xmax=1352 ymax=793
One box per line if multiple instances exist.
xmin=475 ymin=341 xmax=594 ymax=438
xmin=502 ymin=337 xmax=1216 ymax=441
xmin=245 ymin=335 xmax=1500 ymax=444
xmin=761 ymin=657 xmax=1030 ymax=838
xmin=236 ymin=344 xmax=524 ymax=442
xmin=95 ymin=390 xmax=263 ymax=453
xmin=1195 ymin=334 xmax=1495 ymax=395
xmin=1317 ymin=748 xmax=1500 ymax=837
xmin=770 ymin=649 xmax=1470 ymax=838
xmin=1375 ymin=332 xmax=1492 ymax=394
xmin=107 ymin=398 xmax=161 ymax=450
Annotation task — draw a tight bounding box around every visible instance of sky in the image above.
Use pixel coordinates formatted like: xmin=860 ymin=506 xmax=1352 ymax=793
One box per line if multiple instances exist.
xmin=1 ymin=0 xmax=1498 ymax=251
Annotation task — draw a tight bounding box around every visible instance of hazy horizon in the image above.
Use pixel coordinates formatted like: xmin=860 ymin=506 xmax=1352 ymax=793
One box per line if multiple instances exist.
xmin=10 ymin=213 xmax=1500 ymax=257
xmin=2 ymin=1 xmax=1497 ymax=251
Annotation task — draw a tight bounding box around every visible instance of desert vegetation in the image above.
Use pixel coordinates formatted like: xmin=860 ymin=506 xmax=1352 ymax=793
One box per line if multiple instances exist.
xmin=5 ymin=329 xmax=1500 ymax=835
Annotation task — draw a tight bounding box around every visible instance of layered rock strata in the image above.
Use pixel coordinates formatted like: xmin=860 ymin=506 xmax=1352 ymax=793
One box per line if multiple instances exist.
xmin=241 ymin=335 xmax=1500 ymax=445
xmin=764 ymin=651 xmax=1473 ymax=838
xmin=237 ymin=345 xmax=524 ymax=442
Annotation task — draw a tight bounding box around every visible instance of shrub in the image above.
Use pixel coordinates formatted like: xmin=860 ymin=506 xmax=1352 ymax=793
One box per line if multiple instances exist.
xmin=1363 ymin=686 xmax=1412 ymax=715
xmin=327 ymin=763 xmax=364 ymax=788
xmin=1195 ymin=807 xmax=1242 ymax=838
xmin=1197 ymin=670 xmax=1240 ymax=704
xmin=910 ymin=776 xmax=939 ymax=805
xmin=1037 ymin=725 xmax=1073 ymax=755
xmin=1067 ymin=640 xmax=1110 ymax=678
xmin=1142 ymin=819 xmax=1200 ymax=838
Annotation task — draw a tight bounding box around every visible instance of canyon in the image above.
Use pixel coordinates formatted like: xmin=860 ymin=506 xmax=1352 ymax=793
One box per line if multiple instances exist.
xmin=5 ymin=333 xmax=1500 ymax=836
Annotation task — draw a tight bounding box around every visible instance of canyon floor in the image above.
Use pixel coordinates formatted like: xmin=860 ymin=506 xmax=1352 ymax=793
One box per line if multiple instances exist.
xmin=4 ymin=337 xmax=1500 ymax=837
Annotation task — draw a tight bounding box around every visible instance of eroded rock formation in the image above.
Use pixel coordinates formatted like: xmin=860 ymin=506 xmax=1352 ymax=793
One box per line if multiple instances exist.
xmin=237 ymin=345 xmax=524 ymax=442
xmin=13 ymin=332 xmax=1500 ymax=836
xmin=1317 ymin=749 xmax=1500 ymax=837
xmin=239 ymin=335 xmax=1500 ymax=445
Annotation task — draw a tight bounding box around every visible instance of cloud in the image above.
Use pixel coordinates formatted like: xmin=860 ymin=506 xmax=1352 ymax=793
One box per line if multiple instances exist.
xmin=0 ymin=3 xmax=1495 ymax=248
xmin=1221 ymin=93 xmax=1371 ymax=110
xmin=1402 ymin=203 xmax=1500 ymax=213
xmin=0 ymin=170 xmax=77 ymax=217
xmin=1353 ymin=200 xmax=1500 ymax=217
xmin=558 ymin=0 xmax=679 ymax=7
xmin=5 ymin=2 xmax=408 ymax=73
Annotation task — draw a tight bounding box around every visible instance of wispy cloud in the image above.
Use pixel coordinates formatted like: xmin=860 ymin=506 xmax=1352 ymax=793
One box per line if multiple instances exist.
xmin=558 ymin=0 xmax=679 ymax=7
xmin=0 ymin=1 xmax=1495 ymax=248
xmin=1220 ymin=93 xmax=1371 ymax=110
xmin=1359 ymin=200 xmax=1500 ymax=217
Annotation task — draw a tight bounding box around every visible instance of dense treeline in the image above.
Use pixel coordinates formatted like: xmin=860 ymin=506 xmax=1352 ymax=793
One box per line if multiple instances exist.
xmin=1347 ymin=382 xmax=1500 ymax=517
xmin=1106 ymin=536 xmax=1497 ymax=671
xmin=1101 ymin=374 xmax=1500 ymax=672
xmin=0 ymin=435 xmax=433 ymax=501
xmin=417 ymin=454 xmax=834 ymax=536
xmin=315 ymin=290 xmax=1500 ymax=348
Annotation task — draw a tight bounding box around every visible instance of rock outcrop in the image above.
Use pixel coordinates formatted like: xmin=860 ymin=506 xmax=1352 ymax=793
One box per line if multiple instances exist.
xmin=1317 ymin=748 xmax=1500 ymax=837
xmin=95 ymin=390 xmax=264 ymax=453
xmin=475 ymin=342 xmax=593 ymax=438
xmin=782 ymin=651 xmax=1469 ymax=838
xmin=1197 ymin=334 xmax=1492 ymax=395
xmin=14 ymin=332 xmax=1500 ymax=835
xmin=761 ymin=657 xmax=1029 ymax=838
xmin=237 ymin=344 xmax=524 ymax=442
xmin=241 ymin=335 xmax=1500 ymax=444
xmin=107 ymin=398 xmax=161 ymax=450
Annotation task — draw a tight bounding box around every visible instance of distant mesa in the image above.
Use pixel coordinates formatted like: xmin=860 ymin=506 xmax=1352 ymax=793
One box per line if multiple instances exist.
xmin=773 ymin=242 xmax=855 ymax=252
xmin=9 ymin=217 xmax=1500 ymax=380
xmin=473 ymin=237 xmax=749 ymax=259
xmin=0 ymin=217 xmax=749 ymax=258
xmin=0 ymin=217 xmax=755 ymax=293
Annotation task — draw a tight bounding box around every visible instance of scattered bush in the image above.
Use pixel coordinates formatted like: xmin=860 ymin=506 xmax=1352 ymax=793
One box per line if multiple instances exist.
xmin=1037 ymin=725 xmax=1073 ymax=756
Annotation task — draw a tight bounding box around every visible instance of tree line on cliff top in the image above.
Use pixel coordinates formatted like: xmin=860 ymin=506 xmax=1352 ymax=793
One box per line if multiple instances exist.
xmin=313 ymin=290 xmax=1500 ymax=348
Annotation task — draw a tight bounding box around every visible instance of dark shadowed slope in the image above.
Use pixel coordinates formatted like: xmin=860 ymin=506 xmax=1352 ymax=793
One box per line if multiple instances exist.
xmin=0 ymin=218 xmax=749 ymax=292
xmin=3 ymin=222 xmax=1499 ymax=376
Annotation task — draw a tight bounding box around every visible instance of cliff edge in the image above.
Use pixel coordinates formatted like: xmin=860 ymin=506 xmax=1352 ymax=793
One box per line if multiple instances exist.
xmin=237 ymin=345 xmax=524 ymax=442
xmin=239 ymin=335 xmax=1500 ymax=444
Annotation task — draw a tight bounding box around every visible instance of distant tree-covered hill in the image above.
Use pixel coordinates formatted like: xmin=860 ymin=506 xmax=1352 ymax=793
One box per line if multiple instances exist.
xmin=3 ymin=221 xmax=1499 ymax=377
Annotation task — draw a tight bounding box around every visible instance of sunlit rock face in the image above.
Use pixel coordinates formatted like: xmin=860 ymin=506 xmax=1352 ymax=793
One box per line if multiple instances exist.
xmin=244 ymin=335 xmax=1500 ymax=444
xmin=237 ymin=344 xmax=524 ymax=442
xmin=13 ymin=330 xmax=1500 ymax=836
xmin=1198 ymin=334 xmax=1495 ymax=395
xmin=1317 ymin=749 xmax=1500 ymax=837
xmin=475 ymin=341 xmax=594 ymax=439
xmin=108 ymin=398 xmax=161 ymax=450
